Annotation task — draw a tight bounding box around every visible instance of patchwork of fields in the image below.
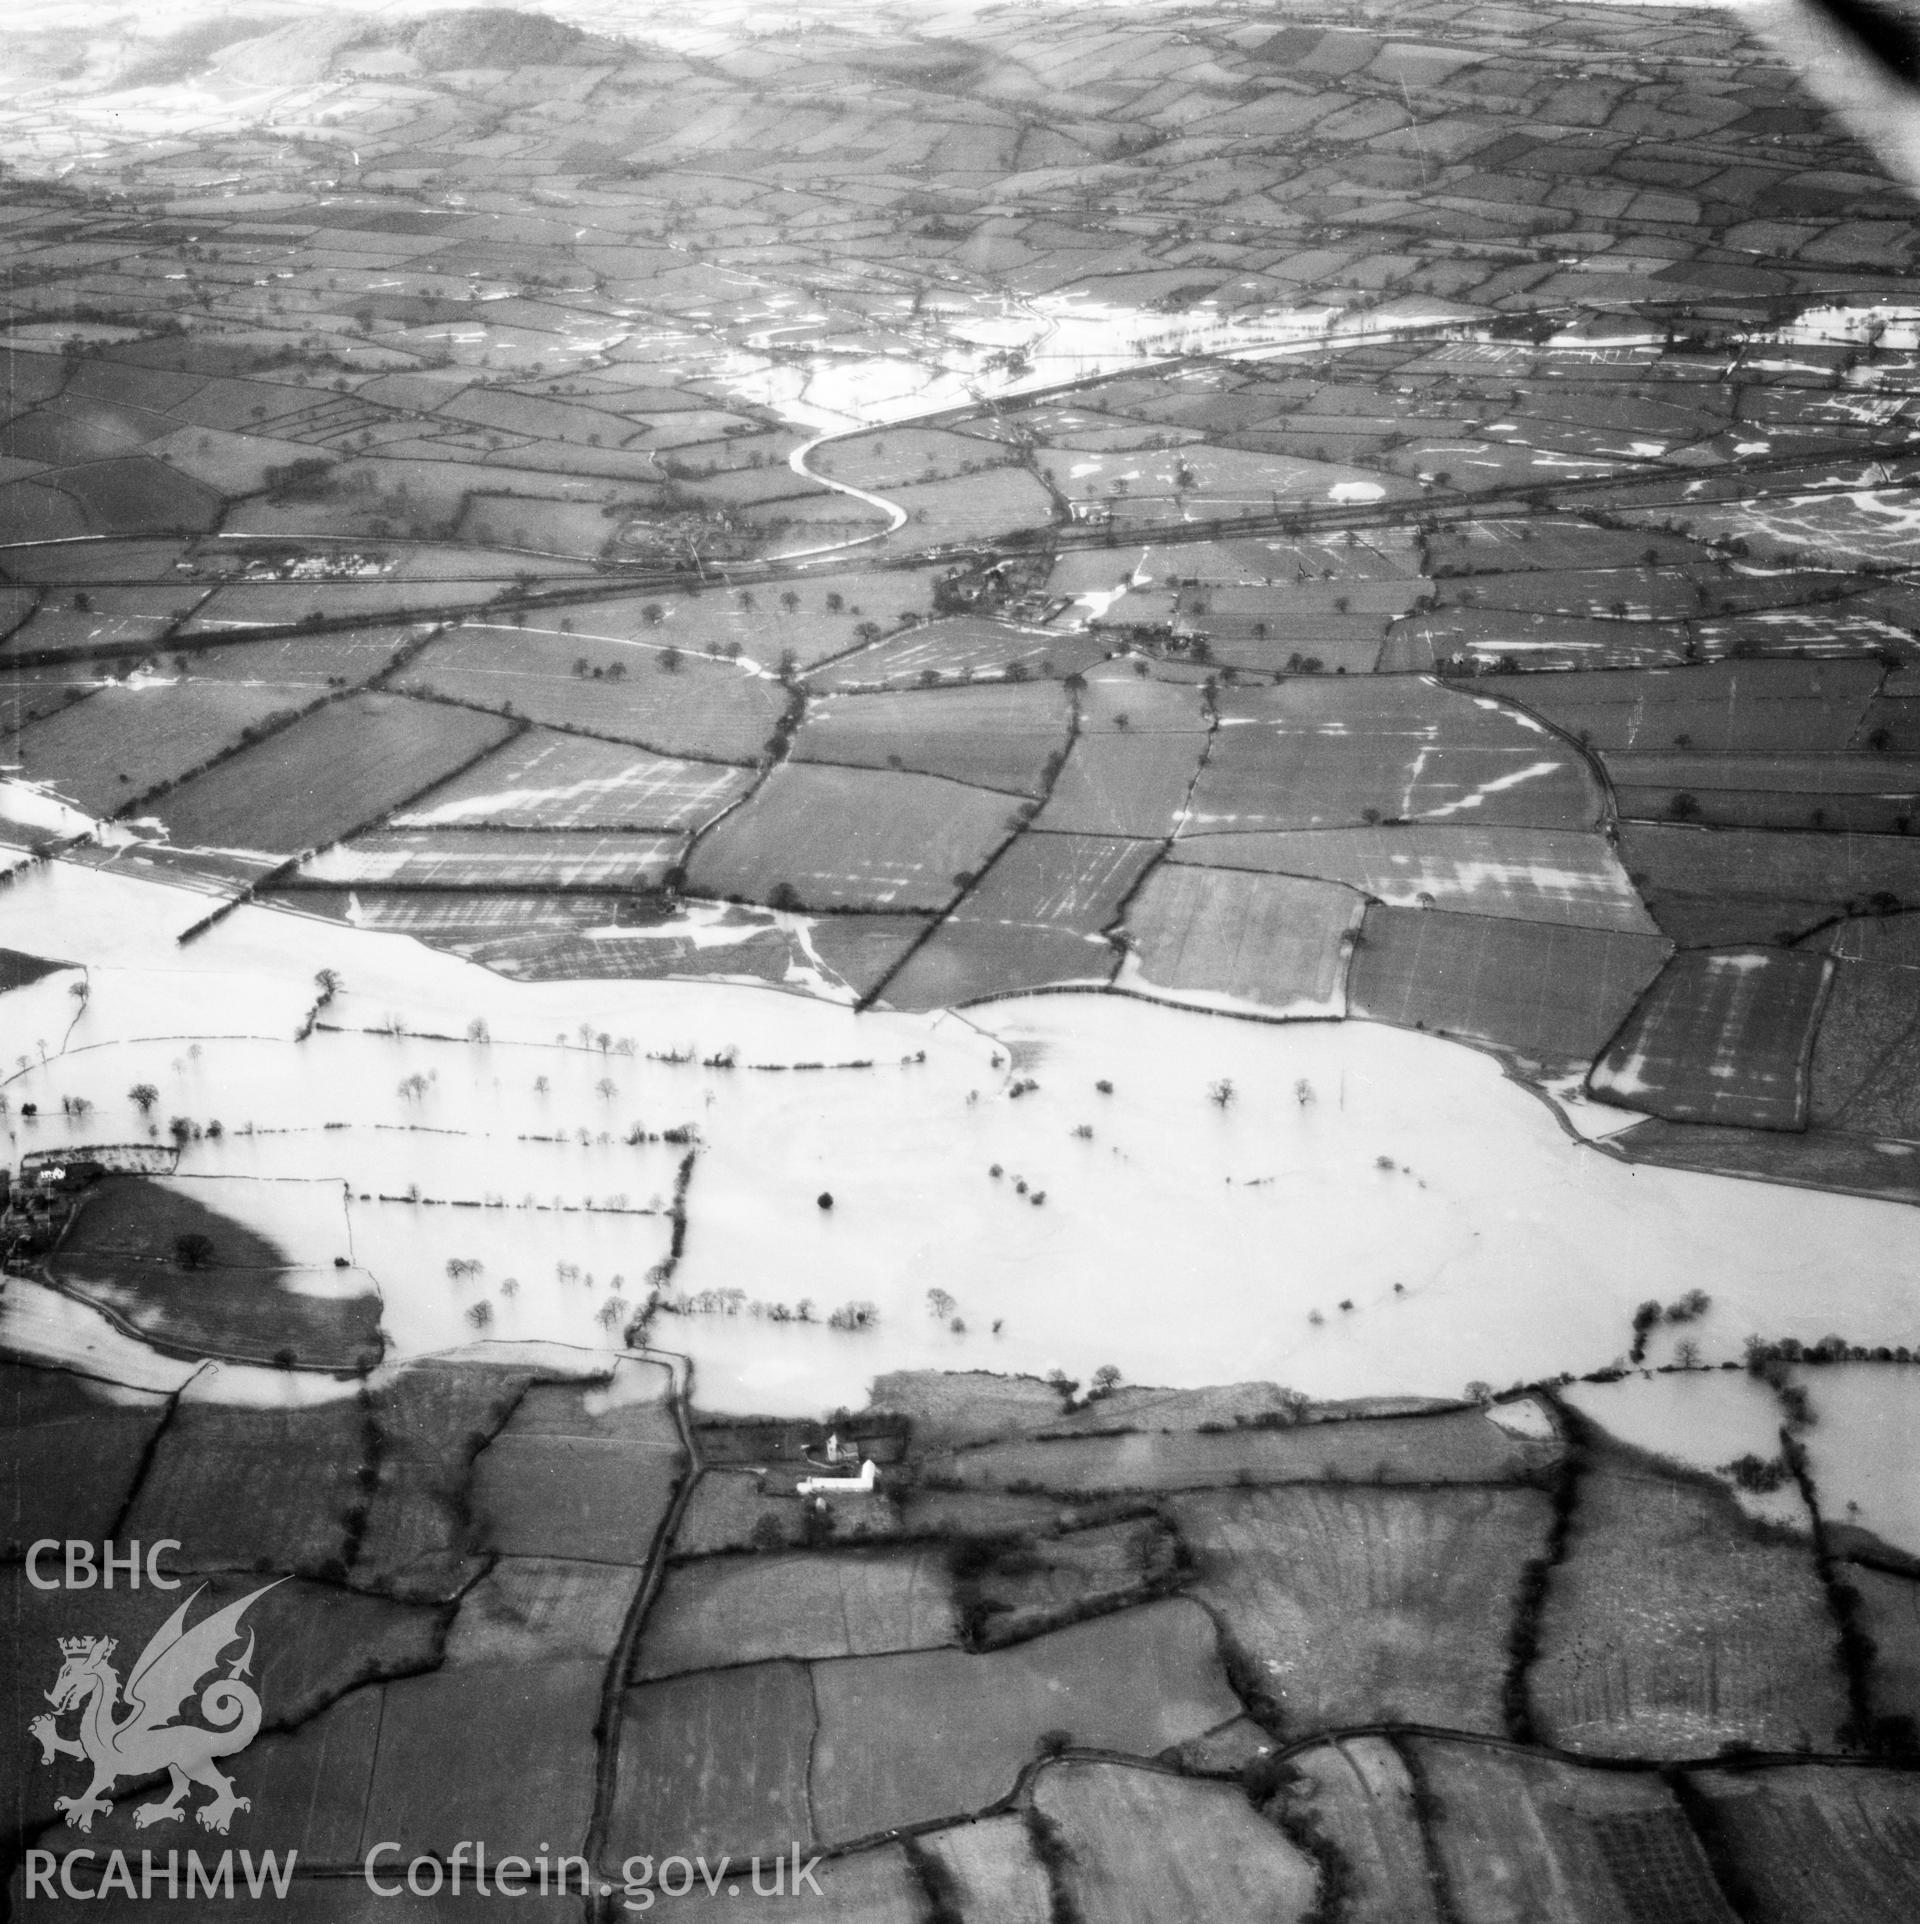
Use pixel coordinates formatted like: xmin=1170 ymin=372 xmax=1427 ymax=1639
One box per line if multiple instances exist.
xmin=8 ymin=1352 xmax=1919 ymax=1917
xmin=6 ymin=0 xmax=1920 ymax=1912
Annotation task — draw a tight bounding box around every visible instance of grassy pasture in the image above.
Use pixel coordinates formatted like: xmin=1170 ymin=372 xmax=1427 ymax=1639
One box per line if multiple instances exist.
xmin=1033 ymin=733 xmax=1206 ymax=837
xmin=1076 ymin=667 xmax=1209 ymax=735
xmin=872 ymin=468 xmax=1056 ymax=547
xmin=0 ymin=663 xmax=96 ymax=734
xmin=1032 ymin=1761 xmax=1321 ymax=1924
xmin=1122 ymin=864 xmax=1362 ymax=1013
xmin=1608 ymin=752 xmax=1920 ymax=835
xmin=809 ymin=1599 xmax=1238 ymax=1841
xmin=1589 ymin=947 xmax=1833 ymax=1131
xmin=625 ymin=566 xmax=951 ymax=670
xmin=1688 ymin=1766 xmax=1920 ymax=1924
xmin=1172 ymin=1485 xmax=1553 ymax=1735
xmin=1200 ymin=614 xmax=1389 ymax=675
xmin=1531 ymin=1462 xmax=1845 ymax=1759
xmin=1426 ymin=519 xmax=1707 ymax=576
xmin=398 ymin=623 xmax=787 ymax=761
xmin=919 ymin=1814 xmax=1052 ymax=1924
xmin=444 ymin=1556 xmax=645 ymax=1666
xmin=454 ymin=494 xmax=629 ymax=556
xmin=1271 ymin=1736 xmax=1441 ymax=1924
xmin=1189 ymin=680 xmax=1604 ymax=833
xmin=16 ymin=680 xmax=309 ymax=817
xmin=366 ymin=1659 xmax=604 ymax=1860
xmin=53 ymin=1174 xmax=380 ymax=1372
xmin=1386 ymin=610 xmax=1692 ymax=673
xmin=297 ymin=827 xmax=683 ymax=891
xmin=1413 ymin=1738 xmax=1737 ymax=1924
xmin=811 ymin=425 xmax=1027 ymax=490
xmin=394 ymin=727 xmax=757 ymax=830
xmin=962 ymin=1516 xmax=1177 ymax=1647
xmin=1171 ymin=825 xmax=1657 ymax=933
xmin=154 ymin=692 xmax=513 ymax=854
xmin=1349 ymin=907 xmax=1673 ymax=1065
xmin=688 ymin=763 xmax=1019 ymax=913
xmin=809 ymin=617 xmax=1108 ymax=692
xmin=1810 ymin=962 xmax=1920 ymax=1138
xmin=58 ymin=457 xmax=224 ymax=534
xmin=175 ymin=627 xmax=414 ymax=691
xmin=4 ymin=605 xmax=177 ymax=656
xmin=355 ymin=1362 xmax=540 ymax=1601
xmin=1602 ymin=1118 xmax=1920 ymax=1205
xmin=791 ymin=682 xmax=1072 ymax=795
xmin=867 ymin=1369 xmax=1070 ymax=1446
xmin=1852 ymin=1566 xmax=1920 ymax=1730
xmin=122 ymin=1396 xmax=367 ymax=1576
xmin=1453 ymin=566 xmax=1713 ymax=623
xmin=0 ymin=1362 xmax=170 ymax=1552
xmin=671 ymin=1468 xmax=900 ymax=1556
xmin=921 ymin=1410 xmax=1560 ymax=1495
xmin=878 ymin=846 xmax=1147 ymax=1008
xmin=1489 ymin=659 xmax=1885 ymax=756
xmin=1617 ymin=824 xmax=1920 ymax=948
xmin=470 ymin=1376 xmax=684 ymax=1564
xmin=0 ymin=481 xmax=86 ymax=542
xmin=633 ymin=1548 xmax=958 ymax=1678
xmin=610 ymin=1661 xmax=817 ymax=1861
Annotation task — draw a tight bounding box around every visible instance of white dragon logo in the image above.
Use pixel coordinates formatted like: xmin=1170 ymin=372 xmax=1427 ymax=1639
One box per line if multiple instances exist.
xmin=29 ymin=1581 xmax=280 ymax=1835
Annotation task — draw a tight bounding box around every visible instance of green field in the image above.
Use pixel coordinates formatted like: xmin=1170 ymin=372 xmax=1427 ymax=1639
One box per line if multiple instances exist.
xmin=809 ymin=1599 xmax=1239 ymax=1841
xmin=152 ymin=691 xmax=514 ymax=855
xmin=922 ymin=1409 xmax=1562 ymax=1494
xmin=1589 ymin=947 xmax=1834 ymax=1130
xmin=1122 ymin=863 xmax=1363 ymax=1012
xmin=1349 ymin=907 xmax=1673 ymax=1065
xmin=632 ymin=1548 xmax=957 ymax=1677
xmin=398 ymin=624 xmax=789 ymax=761
xmin=1171 ymin=1484 xmax=1554 ymax=1735
xmin=395 ymin=726 xmax=758 ymax=831
xmin=791 ymin=681 xmax=1072 ymax=795
xmin=688 ymin=763 xmax=1020 ymax=913
xmin=1531 ymin=1461 xmax=1846 ymax=1759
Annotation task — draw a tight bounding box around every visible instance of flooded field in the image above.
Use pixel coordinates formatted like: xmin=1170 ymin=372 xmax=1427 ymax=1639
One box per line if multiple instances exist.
xmin=4 ymin=859 xmax=1915 ymax=1414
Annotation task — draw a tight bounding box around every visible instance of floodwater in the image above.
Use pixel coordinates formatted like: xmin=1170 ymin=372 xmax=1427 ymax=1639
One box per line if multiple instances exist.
xmin=4 ymin=861 xmax=1917 ymax=1441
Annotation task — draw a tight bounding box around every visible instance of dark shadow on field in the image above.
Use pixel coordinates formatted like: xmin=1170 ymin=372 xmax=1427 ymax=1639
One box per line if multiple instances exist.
xmin=52 ymin=1175 xmax=381 ymax=1371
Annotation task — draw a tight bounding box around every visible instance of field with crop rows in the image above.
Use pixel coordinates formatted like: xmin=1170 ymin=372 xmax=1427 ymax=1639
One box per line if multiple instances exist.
xmin=792 ymin=682 xmax=1071 ymax=794
xmin=633 ymin=1548 xmax=957 ymax=1678
xmin=395 ymin=726 xmax=758 ymax=830
xmin=688 ymin=763 xmax=1019 ymax=912
xmin=880 ymin=830 xmax=1157 ymax=1010
xmin=14 ymin=681 xmax=310 ymax=817
xmin=1175 ymin=1484 xmax=1552 ymax=1734
xmin=150 ymin=692 xmax=513 ymax=855
xmin=1032 ymin=1761 xmax=1321 ymax=1924
xmin=296 ymin=827 xmax=683 ymax=891
xmin=1530 ymin=1461 xmax=1846 ymax=1758
xmin=808 ymin=1600 xmax=1239 ymax=1841
xmin=1187 ymin=681 xmax=1604 ymax=833
xmin=1590 ymin=947 xmax=1834 ymax=1129
xmin=1349 ymin=907 xmax=1673 ymax=1063
xmin=1122 ymin=864 xmax=1362 ymax=1014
